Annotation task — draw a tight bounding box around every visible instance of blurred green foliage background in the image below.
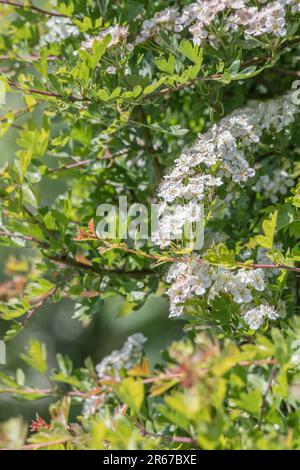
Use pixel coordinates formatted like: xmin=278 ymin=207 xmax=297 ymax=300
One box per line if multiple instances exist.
xmin=0 ymin=93 xmax=182 ymax=423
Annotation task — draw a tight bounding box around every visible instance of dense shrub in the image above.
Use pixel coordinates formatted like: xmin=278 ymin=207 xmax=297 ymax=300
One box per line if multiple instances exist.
xmin=0 ymin=0 xmax=300 ymax=450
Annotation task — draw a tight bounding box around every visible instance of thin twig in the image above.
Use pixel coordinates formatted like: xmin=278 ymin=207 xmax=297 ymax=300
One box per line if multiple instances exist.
xmin=48 ymin=150 xmax=128 ymax=174
xmin=7 ymin=80 xmax=89 ymax=103
xmin=145 ymin=37 xmax=300 ymax=101
xmin=137 ymin=423 xmax=197 ymax=446
xmin=0 ymin=229 xmax=48 ymax=248
xmin=0 ymin=54 xmax=58 ymax=62
xmin=0 ymin=437 xmax=72 ymax=451
xmin=0 ymin=0 xmax=67 ymax=17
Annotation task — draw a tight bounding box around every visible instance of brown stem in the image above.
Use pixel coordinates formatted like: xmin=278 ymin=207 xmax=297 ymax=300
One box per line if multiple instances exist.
xmin=0 ymin=0 xmax=67 ymax=17
xmin=0 ymin=54 xmax=58 ymax=62
xmin=239 ymin=262 xmax=300 ymax=273
xmin=99 ymin=244 xmax=300 ymax=273
xmin=0 ymin=104 xmax=37 ymax=122
xmin=0 ymin=230 xmax=156 ymax=277
xmin=146 ymin=37 xmax=300 ymax=101
xmin=0 ymin=229 xmax=48 ymax=248
xmin=22 ymin=278 xmax=69 ymax=327
xmin=137 ymin=423 xmax=197 ymax=446
xmin=7 ymin=80 xmax=89 ymax=103
xmin=272 ymin=67 xmax=300 ymax=78
xmin=48 ymin=254 xmax=156 ymax=278
xmin=48 ymin=150 xmax=128 ymax=174
xmin=0 ymin=437 xmax=72 ymax=451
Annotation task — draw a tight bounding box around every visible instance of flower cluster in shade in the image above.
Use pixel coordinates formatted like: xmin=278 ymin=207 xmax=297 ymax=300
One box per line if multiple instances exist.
xmin=136 ymin=1 xmax=300 ymax=46
xmin=83 ymin=333 xmax=147 ymax=417
xmin=95 ymin=333 xmax=147 ymax=378
xmin=152 ymin=90 xmax=299 ymax=249
xmin=252 ymin=168 xmax=294 ymax=203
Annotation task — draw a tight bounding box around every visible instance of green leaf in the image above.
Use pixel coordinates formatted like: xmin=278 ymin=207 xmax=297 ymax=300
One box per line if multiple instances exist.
xmin=179 ymin=40 xmax=203 ymax=66
xmin=143 ymin=77 xmax=166 ymax=95
xmin=154 ymin=55 xmax=175 ymax=75
xmin=256 ymin=211 xmax=278 ymax=250
xmin=20 ymin=340 xmax=48 ymax=374
xmin=204 ymin=243 xmax=236 ymax=267
xmin=235 ymin=389 xmax=261 ymax=416
xmin=15 ymin=146 xmax=33 ymax=182
xmin=117 ymin=377 xmax=144 ymax=413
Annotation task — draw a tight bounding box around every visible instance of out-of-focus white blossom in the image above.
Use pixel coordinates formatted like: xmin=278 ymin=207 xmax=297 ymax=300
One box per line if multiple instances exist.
xmin=96 ymin=333 xmax=147 ymax=378
xmin=229 ymin=1 xmax=287 ymax=38
xmin=106 ymin=66 xmax=117 ymax=74
xmin=41 ymin=17 xmax=79 ymax=44
xmin=81 ymin=25 xmax=128 ymax=50
xmin=136 ymin=7 xmax=180 ymax=43
xmin=252 ymin=169 xmax=294 ymax=203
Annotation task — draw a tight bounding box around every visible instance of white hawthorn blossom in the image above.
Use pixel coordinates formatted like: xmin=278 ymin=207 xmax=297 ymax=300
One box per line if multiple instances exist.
xmin=165 ymin=258 xmax=267 ymax=317
xmin=153 ymin=90 xmax=298 ymax=249
xmin=96 ymin=333 xmax=147 ymax=378
xmin=136 ymin=1 xmax=300 ymax=46
xmin=152 ymin=202 xmax=203 ymax=248
xmin=81 ymin=25 xmax=128 ymax=50
xmin=243 ymin=304 xmax=280 ymax=329
xmin=41 ymin=17 xmax=79 ymax=44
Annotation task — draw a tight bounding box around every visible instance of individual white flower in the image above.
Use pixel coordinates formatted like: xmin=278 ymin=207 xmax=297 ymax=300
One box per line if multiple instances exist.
xmin=238 ymin=268 xmax=266 ymax=291
xmin=106 ymin=66 xmax=117 ymax=74
xmin=152 ymin=202 xmax=203 ymax=248
xmin=231 ymin=285 xmax=253 ymax=304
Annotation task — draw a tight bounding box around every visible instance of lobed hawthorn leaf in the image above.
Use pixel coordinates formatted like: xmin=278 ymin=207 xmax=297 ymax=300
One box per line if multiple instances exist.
xmin=256 ymin=211 xmax=278 ymax=250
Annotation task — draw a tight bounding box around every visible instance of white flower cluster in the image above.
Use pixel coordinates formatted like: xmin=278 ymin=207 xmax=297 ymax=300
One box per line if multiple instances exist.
xmin=252 ymin=169 xmax=294 ymax=203
xmin=153 ymin=91 xmax=298 ymax=248
xmin=158 ymin=174 xmax=223 ymax=203
xmin=152 ymin=202 xmax=203 ymax=248
xmin=136 ymin=7 xmax=181 ymax=44
xmin=243 ymin=304 xmax=279 ymax=329
xmin=95 ymin=333 xmax=147 ymax=378
xmin=81 ymin=25 xmax=128 ymax=50
xmin=165 ymin=258 xmax=266 ymax=317
xmin=229 ymin=1 xmax=287 ymax=38
xmin=136 ymin=1 xmax=300 ymax=46
xmin=41 ymin=17 xmax=79 ymax=44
